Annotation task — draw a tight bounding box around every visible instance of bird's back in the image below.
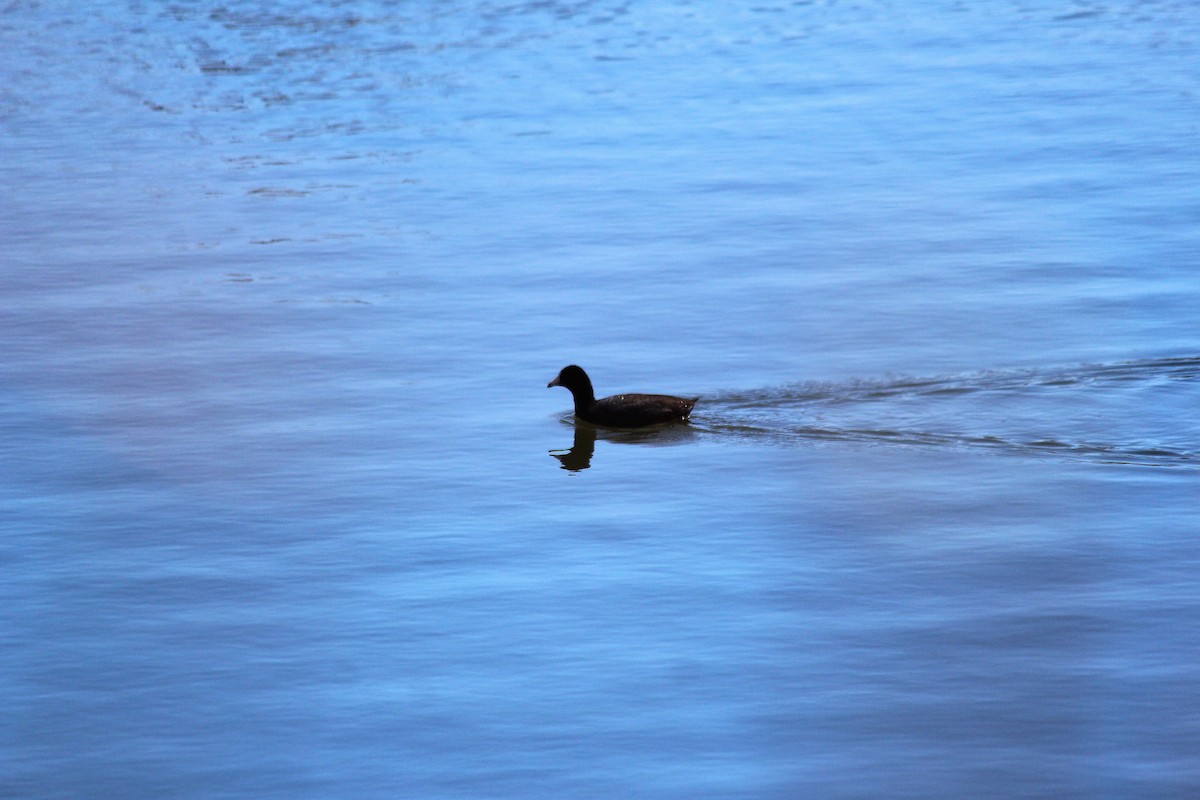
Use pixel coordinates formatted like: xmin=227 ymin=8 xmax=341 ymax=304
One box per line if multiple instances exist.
xmin=584 ymin=393 xmax=697 ymax=427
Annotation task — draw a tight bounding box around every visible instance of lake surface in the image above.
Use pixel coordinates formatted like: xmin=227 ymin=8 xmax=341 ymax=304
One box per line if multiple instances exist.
xmin=2 ymin=1 xmax=1198 ymax=798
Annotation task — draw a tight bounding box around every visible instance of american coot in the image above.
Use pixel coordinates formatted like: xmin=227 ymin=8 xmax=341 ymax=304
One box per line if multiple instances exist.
xmin=547 ymin=365 xmax=698 ymax=428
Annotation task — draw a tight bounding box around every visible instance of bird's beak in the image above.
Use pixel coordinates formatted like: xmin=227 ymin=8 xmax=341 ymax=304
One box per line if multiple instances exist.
xmin=547 ymin=376 xmax=560 ymax=388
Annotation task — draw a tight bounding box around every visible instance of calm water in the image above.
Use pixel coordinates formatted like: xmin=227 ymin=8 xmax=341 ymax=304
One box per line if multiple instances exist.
xmin=3 ymin=1 xmax=1198 ymax=797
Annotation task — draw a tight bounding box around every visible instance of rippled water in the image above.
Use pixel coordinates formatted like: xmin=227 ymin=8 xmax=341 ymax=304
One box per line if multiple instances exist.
xmin=3 ymin=1 xmax=1199 ymax=798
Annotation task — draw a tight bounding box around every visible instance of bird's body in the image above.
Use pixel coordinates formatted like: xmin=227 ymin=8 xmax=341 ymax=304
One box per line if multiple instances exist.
xmin=548 ymin=365 xmax=697 ymax=428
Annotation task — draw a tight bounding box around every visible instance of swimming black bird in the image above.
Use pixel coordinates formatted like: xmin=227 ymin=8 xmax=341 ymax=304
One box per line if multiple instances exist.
xmin=547 ymin=365 xmax=697 ymax=428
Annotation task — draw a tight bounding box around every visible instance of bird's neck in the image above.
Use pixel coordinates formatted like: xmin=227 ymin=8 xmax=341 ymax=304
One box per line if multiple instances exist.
xmin=571 ymin=381 xmax=595 ymax=412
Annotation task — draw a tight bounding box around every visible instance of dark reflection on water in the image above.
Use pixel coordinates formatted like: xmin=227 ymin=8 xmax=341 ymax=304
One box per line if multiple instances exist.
xmin=551 ymin=423 xmax=598 ymax=471
xmin=550 ymin=418 xmax=696 ymax=471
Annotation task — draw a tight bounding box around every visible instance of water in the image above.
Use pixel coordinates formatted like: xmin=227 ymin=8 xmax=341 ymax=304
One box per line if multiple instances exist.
xmin=2 ymin=1 xmax=1198 ymax=798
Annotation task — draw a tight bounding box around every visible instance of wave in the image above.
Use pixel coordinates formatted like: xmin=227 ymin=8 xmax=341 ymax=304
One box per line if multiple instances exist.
xmin=694 ymin=356 xmax=1200 ymax=469
xmin=705 ymin=355 xmax=1200 ymax=409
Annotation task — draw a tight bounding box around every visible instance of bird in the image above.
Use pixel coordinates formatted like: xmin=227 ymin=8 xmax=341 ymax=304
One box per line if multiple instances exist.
xmin=547 ymin=365 xmax=698 ymax=428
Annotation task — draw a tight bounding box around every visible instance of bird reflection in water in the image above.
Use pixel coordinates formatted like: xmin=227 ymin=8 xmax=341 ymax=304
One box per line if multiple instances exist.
xmin=550 ymin=424 xmax=598 ymax=471
xmin=550 ymin=421 xmax=696 ymax=472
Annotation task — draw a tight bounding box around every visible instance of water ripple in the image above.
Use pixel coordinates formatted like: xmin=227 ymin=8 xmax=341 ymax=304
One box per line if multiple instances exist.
xmin=696 ymin=356 xmax=1200 ymax=468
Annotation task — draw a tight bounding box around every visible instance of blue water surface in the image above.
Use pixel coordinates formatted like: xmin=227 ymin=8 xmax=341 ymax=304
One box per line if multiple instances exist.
xmin=2 ymin=1 xmax=1198 ymax=798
